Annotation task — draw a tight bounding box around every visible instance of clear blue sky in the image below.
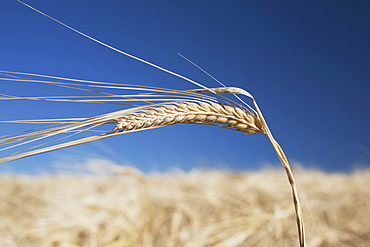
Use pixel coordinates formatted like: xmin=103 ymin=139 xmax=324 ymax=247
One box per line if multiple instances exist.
xmin=0 ymin=0 xmax=369 ymax=174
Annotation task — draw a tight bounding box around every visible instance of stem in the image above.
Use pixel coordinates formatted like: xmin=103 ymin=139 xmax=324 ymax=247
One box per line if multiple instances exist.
xmin=252 ymin=99 xmax=306 ymax=247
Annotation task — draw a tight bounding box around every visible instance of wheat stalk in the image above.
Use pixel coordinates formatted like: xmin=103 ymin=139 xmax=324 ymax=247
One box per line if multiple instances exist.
xmin=0 ymin=78 xmax=305 ymax=246
xmin=1 ymin=1 xmax=306 ymax=246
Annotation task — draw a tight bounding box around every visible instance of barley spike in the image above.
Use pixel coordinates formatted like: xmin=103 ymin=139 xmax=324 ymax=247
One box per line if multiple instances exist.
xmin=112 ymin=101 xmax=263 ymax=135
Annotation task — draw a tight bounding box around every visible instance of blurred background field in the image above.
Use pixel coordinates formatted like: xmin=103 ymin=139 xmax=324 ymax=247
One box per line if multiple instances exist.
xmin=0 ymin=164 xmax=369 ymax=247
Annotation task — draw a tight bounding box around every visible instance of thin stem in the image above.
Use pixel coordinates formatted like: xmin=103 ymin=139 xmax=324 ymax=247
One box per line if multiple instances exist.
xmin=252 ymin=99 xmax=306 ymax=247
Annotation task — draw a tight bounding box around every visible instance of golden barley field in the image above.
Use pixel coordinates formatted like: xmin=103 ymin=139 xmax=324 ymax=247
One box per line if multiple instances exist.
xmin=0 ymin=165 xmax=369 ymax=247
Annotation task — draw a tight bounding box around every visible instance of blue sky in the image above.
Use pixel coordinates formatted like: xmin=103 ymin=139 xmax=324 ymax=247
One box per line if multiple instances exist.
xmin=0 ymin=0 xmax=369 ymax=174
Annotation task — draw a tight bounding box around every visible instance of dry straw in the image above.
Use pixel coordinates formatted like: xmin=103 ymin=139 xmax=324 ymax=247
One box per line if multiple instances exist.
xmin=0 ymin=1 xmax=306 ymax=246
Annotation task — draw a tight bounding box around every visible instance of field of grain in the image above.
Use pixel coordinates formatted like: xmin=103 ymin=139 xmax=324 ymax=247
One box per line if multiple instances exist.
xmin=0 ymin=166 xmax=369 ymax=247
